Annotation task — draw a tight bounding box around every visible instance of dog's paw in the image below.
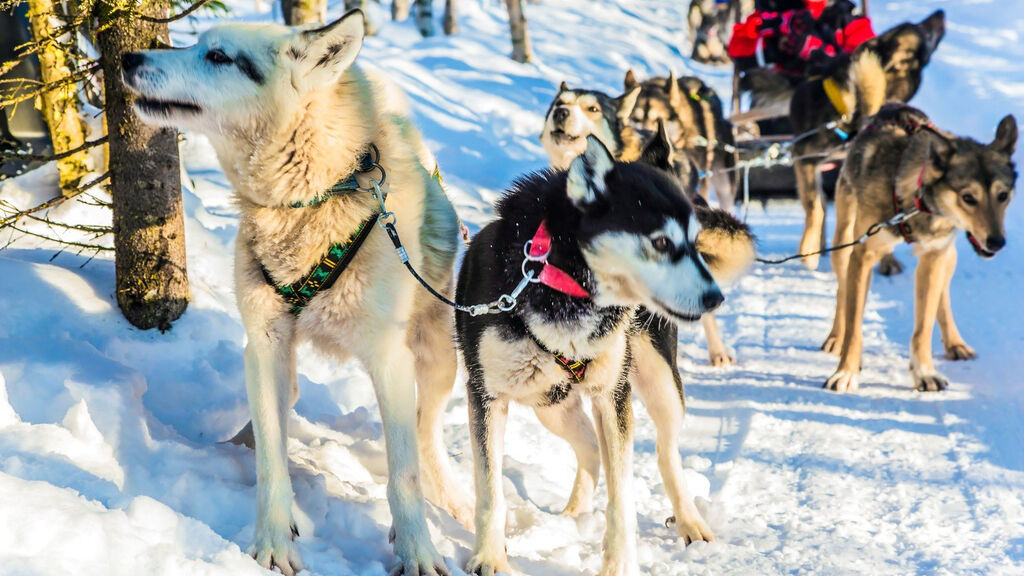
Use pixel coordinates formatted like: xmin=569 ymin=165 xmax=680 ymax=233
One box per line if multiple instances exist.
xmin=824 ymin=370 xmax=859 ymax=393
xmin=820 ymin=335 xmax=842 ymax=356
xmin=912 ymin=369 xmax=949 ymax=392
xmin=665 ymin=514 xmax=716 ymax=545
xmin=945 ymin=341 xmax=976 ymax=361
xmin=465 ymin=550 xmax=511 ymax=576
xmin=876 ymin=254 xmax=904 ymax=276
xmin=417 ymin=17 xmax=436 ymax=37
xmin=388 ymin=527 xmax=449 ymax=576
xmin=597 ymin=555 xmax=640 ymax=576
xmin=708 ymin=348 xmax=735 ymax=367
xmin=249 ymin=521 xmax=303 ymax=576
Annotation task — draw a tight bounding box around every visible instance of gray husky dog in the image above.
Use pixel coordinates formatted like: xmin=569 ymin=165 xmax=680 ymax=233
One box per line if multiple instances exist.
xmin=122 ymin=11 xmax=468 ymax=575
xmin=456 ymin=136 xmax=733 ymax=575
xmin=824 ymin=105 xmax=1016 ymax=393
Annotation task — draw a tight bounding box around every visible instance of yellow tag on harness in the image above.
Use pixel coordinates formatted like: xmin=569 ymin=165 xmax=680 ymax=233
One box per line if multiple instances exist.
xmin=822 ymin=77 xmax=850 ymax=120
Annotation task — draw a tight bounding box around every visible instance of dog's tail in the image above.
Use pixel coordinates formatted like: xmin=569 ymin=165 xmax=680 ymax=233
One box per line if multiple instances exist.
xmin=695 ymin=206 xmax=756 ymax=286
xmin=848 ymin=48 xmax=887 ymax=120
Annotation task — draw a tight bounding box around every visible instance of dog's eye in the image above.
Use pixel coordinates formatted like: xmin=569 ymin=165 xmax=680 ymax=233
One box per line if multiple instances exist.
xmin=651 ymin=236 xmax=674 ymax=254
xmin=588 ymin=106 xmax=600 ymax=113
xmin=205 ymin=49 xmax=233 ymax=65
xmin=961 ymin=193 xmax=978 ymax=206
xmin=997 ymin=191 xmax=1010 ymax=203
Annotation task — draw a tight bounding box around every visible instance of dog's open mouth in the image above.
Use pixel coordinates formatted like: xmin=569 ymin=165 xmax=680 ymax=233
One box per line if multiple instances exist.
xmin=134 ymin=97 xmax=201 ymax=115
xmin=966 ymin=232 xmax=997 ymax=259
xmin=653 ymin=299 xmax=703 ymax=322
xmin=550 ymin=129 xmax=580 ymax=143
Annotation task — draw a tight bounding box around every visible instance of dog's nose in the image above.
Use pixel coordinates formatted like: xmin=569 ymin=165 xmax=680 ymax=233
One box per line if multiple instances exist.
xmin=553 ymin=107 xmax=569 ymax=124
xmin=121 ymin=52 xmax=146 ymax=74
xmin=702 ymin=289 xmax=724 ymax=312
xmin=986 ymin=234 xmax=1006 ymax=252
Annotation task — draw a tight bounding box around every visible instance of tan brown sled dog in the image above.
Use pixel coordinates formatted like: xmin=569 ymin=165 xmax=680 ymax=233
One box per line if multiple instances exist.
xmin=823 ymin=104 xmax=1016 ymax=393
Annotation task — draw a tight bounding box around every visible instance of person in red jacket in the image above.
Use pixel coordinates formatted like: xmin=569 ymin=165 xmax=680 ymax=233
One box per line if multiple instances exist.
xmin=728 ymin=0 xmax=874 ymax=78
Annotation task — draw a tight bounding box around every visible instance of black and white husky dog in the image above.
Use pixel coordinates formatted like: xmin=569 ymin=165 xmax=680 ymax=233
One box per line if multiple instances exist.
xmin=455 ymin=136 xmax=731 ymax=575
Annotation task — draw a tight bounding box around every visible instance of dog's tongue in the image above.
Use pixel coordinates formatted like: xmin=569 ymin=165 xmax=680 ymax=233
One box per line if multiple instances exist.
xmin=967 ymin=232 xmax=995 ymax=257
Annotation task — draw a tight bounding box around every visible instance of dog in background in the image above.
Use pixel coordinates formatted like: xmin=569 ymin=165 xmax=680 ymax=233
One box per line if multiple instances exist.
xmin=123 ymin=11 xmax=469 ymax=575
xmin=824 ymin=104 xmax=1016 ymax=393
xmin=542 ymin=82 xmax=743 ymax=366
xmin=688 ymin=0 xmax=755 ymax=65
xmin=624 ymin=69 xmax=737 ymax=211
xmin=789 ymin=10 xmax=946 ymax=271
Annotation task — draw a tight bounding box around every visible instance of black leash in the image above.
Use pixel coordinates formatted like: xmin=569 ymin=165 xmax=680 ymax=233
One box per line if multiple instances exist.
xmin=754 ymin=209 xmax=920 ymax=265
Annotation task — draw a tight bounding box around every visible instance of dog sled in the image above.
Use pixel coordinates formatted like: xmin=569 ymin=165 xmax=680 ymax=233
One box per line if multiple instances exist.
xmin=721 ymin=0 xmax=872 ymax=199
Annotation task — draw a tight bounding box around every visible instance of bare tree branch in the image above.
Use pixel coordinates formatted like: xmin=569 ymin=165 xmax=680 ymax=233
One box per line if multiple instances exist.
xmin=7 ymin=223 xmax=114 ymax=251
xmin=140 ymin=0 xmax=212 ymax=24
xmin=0 ymin=171 xmax=110 ymax=229
xmin=0 ymin=136 xmax=108 ymax=163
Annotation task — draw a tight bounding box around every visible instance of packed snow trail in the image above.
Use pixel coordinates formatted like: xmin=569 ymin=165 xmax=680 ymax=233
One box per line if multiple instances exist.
xmin=1 ymin=1 xmax=1023 ymax=575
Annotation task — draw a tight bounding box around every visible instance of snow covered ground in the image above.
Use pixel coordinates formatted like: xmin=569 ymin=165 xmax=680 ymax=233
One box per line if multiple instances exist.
xmin=2 ymin=0 xmax=1023 ymax=574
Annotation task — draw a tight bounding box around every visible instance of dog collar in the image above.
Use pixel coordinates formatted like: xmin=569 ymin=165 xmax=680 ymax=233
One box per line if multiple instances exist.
xmin=526 ymin=221 xmax=591 ymax=299
xmin=288 ymin=145 xmax=381 ymax=208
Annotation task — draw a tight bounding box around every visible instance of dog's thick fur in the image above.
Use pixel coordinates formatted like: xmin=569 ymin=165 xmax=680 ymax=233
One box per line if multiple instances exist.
xmin=823 ymin=105 xmax=1017 ymax=393
xmin=789 ymin=10 xmax=946 ymax=270
xmin=624 ymin=70 xmax=738 ymax=210
xmin=122 ymin=11 xmax=468 ymax=575
xmin=457 ymin=136 xmax=734 ymax=575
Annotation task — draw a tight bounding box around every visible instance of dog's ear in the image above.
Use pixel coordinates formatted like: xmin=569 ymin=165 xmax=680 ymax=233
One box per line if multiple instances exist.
xmin=559 ymin=81 xmax=570 ymax=93
xmin=567 ymin=135 xmax=615 ymax=209
xmin=990 ymin=115 xmax=1018 ymax=157
xmin=666 ymin=71 xmax=682 ymax=106
xmin=614 ymin=85 xmax=641 ymax=120
xmin=624 ymin=69 xmax=638 ymax=91
xmin=640 ymin=119 xmax=674 ymax=172
xmin=918 ymin=9 xmax=946 ymax=58
xmin=295 ymin=9 xmax=365 ymax=88
xmin=925 ymin=133 xmax=957 ymax=178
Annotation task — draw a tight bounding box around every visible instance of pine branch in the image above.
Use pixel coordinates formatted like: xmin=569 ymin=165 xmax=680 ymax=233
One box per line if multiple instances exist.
xmin=0 ymin=63 xmax=100 ymax=109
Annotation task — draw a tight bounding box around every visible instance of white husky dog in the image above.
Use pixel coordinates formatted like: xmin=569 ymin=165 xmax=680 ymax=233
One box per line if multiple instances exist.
xmin=122 ymin=10 xmax=469 ymax=575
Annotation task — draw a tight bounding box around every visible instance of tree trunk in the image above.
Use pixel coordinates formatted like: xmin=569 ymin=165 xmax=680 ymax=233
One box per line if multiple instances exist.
xmin=506 ymin=0 xmax=532 ymax=63
xmin=282 ymin=0 xmax=326 ymax=25
xmin=94 ymin=0 xmax=189 ymax=331
xmin=25 ymin=0 xmax=90 ymax=195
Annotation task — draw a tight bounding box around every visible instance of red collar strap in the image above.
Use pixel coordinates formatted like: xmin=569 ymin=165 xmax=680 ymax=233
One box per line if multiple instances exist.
xmin=527 ymin=221 xmax=591 ymax=299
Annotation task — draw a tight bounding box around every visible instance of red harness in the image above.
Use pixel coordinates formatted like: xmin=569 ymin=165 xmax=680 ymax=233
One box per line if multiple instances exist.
xmin=524 ymin=220 xmax=592 ymax=382
xmin=526 ymin=221 xmax=591 ymax=298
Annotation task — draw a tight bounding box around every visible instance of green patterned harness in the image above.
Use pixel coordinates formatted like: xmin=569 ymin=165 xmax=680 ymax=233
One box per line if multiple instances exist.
xmin=261 ymin=145 xmax=449 ymax=316
xmin=261 ymin=215 xmax=378 ymax=315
